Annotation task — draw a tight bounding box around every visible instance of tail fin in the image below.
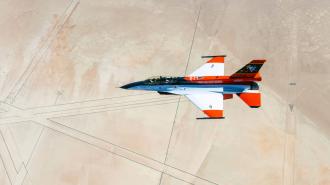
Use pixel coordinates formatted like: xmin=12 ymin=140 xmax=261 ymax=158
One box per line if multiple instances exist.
xmin=230 ymin=60 xmax=266 ymax=80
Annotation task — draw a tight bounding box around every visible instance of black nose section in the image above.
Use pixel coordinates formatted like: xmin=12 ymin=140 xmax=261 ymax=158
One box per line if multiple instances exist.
xmin=120 ymin=81 xmax=142 ymax=89
xmin=120 ymin=84 xmax=129 ymax=89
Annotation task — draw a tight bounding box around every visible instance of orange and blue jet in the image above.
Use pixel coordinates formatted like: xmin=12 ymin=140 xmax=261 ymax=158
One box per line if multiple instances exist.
xmin=121 ymin=55 xmax=266 ymax=119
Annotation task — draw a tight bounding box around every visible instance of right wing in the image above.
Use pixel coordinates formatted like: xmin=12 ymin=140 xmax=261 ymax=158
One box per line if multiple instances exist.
xmin=185 ymin=92 xmax=224 ymax=118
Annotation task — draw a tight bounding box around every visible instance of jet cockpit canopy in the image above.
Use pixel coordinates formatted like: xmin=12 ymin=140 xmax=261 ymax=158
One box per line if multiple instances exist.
xmin=145 ymin=76 xmax=179 ymax=85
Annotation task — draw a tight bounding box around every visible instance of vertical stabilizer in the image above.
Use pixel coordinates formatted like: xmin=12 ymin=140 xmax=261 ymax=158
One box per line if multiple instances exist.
xmin=230 ymin=60 xmax=266 ymax=80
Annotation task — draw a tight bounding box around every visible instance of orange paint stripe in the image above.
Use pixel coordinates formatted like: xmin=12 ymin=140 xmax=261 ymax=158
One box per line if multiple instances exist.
xmin=184 ymin=76 xmax=230 ymax=81
xmin=203 ymin=110 xmax=224 ymax=118
xmin=207 ymin=56 xmax=225 ymax=63
xmin=254 ymin=72 xmax=262 ymax=80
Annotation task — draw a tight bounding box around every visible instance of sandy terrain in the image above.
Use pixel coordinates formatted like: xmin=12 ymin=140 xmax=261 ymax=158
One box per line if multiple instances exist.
xmin=0 ymin=0 xmax=329 ymax=185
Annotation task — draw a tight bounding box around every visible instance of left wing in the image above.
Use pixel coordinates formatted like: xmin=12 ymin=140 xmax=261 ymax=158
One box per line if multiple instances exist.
xmin=185 ymin=92 xmax=224 ymax=118
xmin=187 ymin=55 xmax=225 ymax=77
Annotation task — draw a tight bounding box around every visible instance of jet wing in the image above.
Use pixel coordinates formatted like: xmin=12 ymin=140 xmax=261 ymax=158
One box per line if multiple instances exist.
xmin=187 ymin=56 xmax=225 ymax=77
xmin=185 ymin=92 xmax=224 ymax=118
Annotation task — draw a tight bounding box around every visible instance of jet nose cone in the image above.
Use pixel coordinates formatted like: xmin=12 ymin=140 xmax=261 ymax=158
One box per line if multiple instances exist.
xmin=120 ymin=84 xmax=130 ymax=89
xmin=120 ymin=81 xmax=142 ymax=90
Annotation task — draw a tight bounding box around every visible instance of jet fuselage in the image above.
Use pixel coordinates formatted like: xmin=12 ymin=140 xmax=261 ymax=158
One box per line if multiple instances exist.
xmin=121 ymin=76 xmax=259 ymax=95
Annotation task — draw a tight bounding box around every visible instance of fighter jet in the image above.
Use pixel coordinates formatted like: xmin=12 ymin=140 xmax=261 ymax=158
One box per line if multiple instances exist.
xmin=121 ymin=55 xmax=266 ymax=119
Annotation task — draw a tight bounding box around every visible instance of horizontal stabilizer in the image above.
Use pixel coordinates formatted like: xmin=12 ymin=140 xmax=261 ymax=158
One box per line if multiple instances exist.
xmin=237 ymin=92 xmax=261 ymax=108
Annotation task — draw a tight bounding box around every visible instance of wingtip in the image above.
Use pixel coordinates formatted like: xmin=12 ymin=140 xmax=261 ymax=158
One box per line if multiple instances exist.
xmin=196 ymin=117 xmax=225 ymax=120
xmin=201 ymin=55 xmax=226 ymax=58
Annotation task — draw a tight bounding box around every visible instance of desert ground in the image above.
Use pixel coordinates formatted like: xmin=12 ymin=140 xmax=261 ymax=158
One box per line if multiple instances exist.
xmin=0 ymin=0 xmax=330 ymax=185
